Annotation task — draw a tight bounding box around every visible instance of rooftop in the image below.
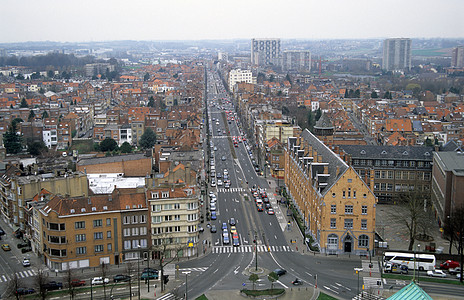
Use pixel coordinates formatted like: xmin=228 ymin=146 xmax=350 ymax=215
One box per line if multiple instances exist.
xmin=340 ymin=145 xmax=434 ymax=160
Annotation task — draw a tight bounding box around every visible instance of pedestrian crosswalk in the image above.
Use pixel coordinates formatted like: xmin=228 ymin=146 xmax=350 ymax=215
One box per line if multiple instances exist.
xmin=178 ymin=267 xmax=208 ymax=272
xmin=217 ymin=188 xmax=244 ymax=193
xmin=363 ymin=277 xmax=383 ymax=289
xmin=0 ymin=269 xmax=37 ymax=282
xmin=212 ymin=245 xmax=293 ymax=254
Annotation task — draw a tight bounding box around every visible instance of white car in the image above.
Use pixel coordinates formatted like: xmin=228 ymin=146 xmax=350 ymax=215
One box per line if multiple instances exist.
xmin=211 ymin=181 xmax=216 ymax=187
xmin=22 ymin=258 xmax=31 ymax=267
xmin=217 ymin=180 xmax=223 ymax=186
xmin=426 ymin=270 xmax=447 ymax=278
xmin=210 ymin=204 xmax=216 ymax=211
xmin=91 ymin=277 xmax=110 ymax=285
xmin=223 ymin=169 xmax=228 ymax=175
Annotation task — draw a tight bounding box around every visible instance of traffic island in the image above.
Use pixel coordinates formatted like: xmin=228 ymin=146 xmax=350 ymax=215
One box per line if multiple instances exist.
xmin=240 ymin=288 xmax=285 ymax=299
xmin=246 ymin=267 xmax=266 ymax=275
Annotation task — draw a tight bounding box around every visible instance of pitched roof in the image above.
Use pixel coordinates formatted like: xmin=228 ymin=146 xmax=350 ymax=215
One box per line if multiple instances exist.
xmin=387 ymin=282 xmax=432 ymax=300
xmin=340 ymin=145 xmax=434 ymax=160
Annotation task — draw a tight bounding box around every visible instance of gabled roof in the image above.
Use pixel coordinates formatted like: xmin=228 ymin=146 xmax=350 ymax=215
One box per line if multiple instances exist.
xmin=387 ymin=282 xmax=432 ymax=300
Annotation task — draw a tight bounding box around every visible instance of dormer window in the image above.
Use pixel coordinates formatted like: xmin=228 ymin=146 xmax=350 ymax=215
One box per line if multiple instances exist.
xmin=360 ymin=150 xmax=366 ymax=155
xmin=126 ymin=205 xmax=130 ymax=209
xmin=70 ymin=209 xmax=75 ymax=214
xmin=162 ymin=192 xmax=169 ymax=198
xmin=81 ymin=208 xmax=86 ymax=212
xmin=151 ymin=192 xmax=159 ymax=199
xmin=381 ymin=150 xmax=387 ymax=155
xmin=103 ymin=206 xmax=108 ymax=211
xmin=92 ymin=207 xmax=97 ymax=212
xmin=402 ymin=151 xmax=408 ymax=155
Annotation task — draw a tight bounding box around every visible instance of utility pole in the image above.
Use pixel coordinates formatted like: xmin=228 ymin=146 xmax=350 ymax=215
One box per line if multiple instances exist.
xmin=182 ymin=271 xmax=191 ymax=300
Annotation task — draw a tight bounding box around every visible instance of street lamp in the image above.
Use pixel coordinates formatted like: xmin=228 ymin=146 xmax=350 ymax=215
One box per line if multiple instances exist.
xmin=354 ymin=268 xmax=363 ymax=296
xmin=146 ymin=248 xmax=150 ymax=293
xmin=417 ymin=244 xmax=421 ymax=283
xmin=183 ymin=271 xmax=191 ymax=300
xmin=90 ymin=282 xmax=93 ymax=300
xmin=137 ymin=245 xmax=141 ymax=300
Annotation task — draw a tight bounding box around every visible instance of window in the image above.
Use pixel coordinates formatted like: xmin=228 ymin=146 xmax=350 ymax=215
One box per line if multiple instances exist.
xmin=94 ymin=232 xmax=103 ymax=240
xmin=94 ymin=245 xmax=104 ymax=253
xmin=151 ymin=192 xmax=159 ymax=199
xmin=174 ymin=226 xmax=181 ymax=232
xmin=152 ymin=216 xmax=162 ymax=224
xmin=140 ymin=215 xmax=146 ymax=223
xmin=132 ymin=240 xmax=140 ymax=248
xmin=344 ymin=219 xmax=353 ymax=229
xmin=358 ymin=235 xmax=369 ymax=248
xmin=152 ymin=204 xmax=161 ymax=212
xmin=331 ymin=204 xmax=336 ymax=214
xmin=132 ymin=215 xmax=138 ymax=224
xmin=123 ymin=228 xmax=130 ymax=237
xmin=361 ymin=219 xmax=367 ymax=230
xmin=107 ymin=243 xmax=112 ymax=251
xmin=132 ymin=227 xmax=139 ymax=236
xmin=353 ymin=191 xmax=357 ymax=198
xmin=140 ymin=227 xmax=147 ymax=235
xmin=345 ymin=205 xmax=353 ymax=214
xmin=106 ymin=218 xmax=111 ymax=226
xmin=140 ymin=239 xmax=148 ymax=248
xmin=76 ymin=247 xmax=86 ymax=255
xmin=107 ymin=231 xmax=112 ymax=238
xmin=93 ymin=219 xmax=103 ymax=227
xmin=174 ymin=215 xmax=181 ymax=221
xmin=164 ymin=215 xmax=172 ymax=221
xmin=348 ymin=188 xmax=351 ymax=198
xmin=75 ymin=221 xmax=85 ymax=229
xmin=75 ymin=234 xmax=86 ymax=242
xmin=327 ymin=234 xmax=338 ymax=247
xmin=187 ymin=214 xmax=198 ymax=221
xmin=174 ymin=203 xmax=180 ymax=209
xmin=187 ymin=225 xmax=196 ymax=233
xmin=342 ymin=191 xmax=346 ymax=198
xmin=187 ymin=202 xmax=197 ymax=210
xmin=330 ymin=218 xmax=336 ymax=229
xmin=124 ymin=241 xmax=131 ymax=250
xmin=361 ymin=205 xmax=368 ymax=215
xmin=332 ymin=193 xmax=336 ymax=198
xmin=123 ymin=216 xmax=130 ymax=224
xmin=162 ymin=192 xmax=169 ymax=198
xmin=388 ymin=171 xmax=393 ymax=179
xmin=163 ymin=204 xmax=173 ymax=210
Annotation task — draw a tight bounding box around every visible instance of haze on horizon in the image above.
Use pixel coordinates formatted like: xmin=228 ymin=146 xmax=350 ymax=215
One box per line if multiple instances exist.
xmin=1 ymin=0 xmax=463 ymax=43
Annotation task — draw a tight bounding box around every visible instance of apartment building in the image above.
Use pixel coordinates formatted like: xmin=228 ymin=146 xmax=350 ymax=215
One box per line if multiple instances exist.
xmin=282 ymin=50 xmax=311 ymax=72
xmin=338 ymin=145 xmax=434 ymax=203
xmin=451 ymin=46 xmax=464 ymax=68
xmin=284 ymin=129 xmax=377 ymax=255
xmin=39 ymin=193 xmax=123 ymax=270
xmin=147 ymin=185 xmax=200 ymax=258
xmin=251 ymin=38 xmax=281 ymax=66
xmin=382 ymin=38 xmax=412 ymax=72
xmin=431 ymin=151 xmax=464 ymax=227
xmin=228 ymin=69 xmax=253 ymax=91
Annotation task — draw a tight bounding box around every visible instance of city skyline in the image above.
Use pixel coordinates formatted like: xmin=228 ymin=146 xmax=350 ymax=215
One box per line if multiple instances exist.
xmin=1 ymin=0 xmax=463 ymax=43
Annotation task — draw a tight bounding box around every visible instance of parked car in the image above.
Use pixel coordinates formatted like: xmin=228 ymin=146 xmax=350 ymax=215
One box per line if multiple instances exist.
xmin=143 ymin=268 xmax=158 ymax=273
xmin=22 ymin=258 xmax=31 ymax=267
xmin=274 ymin=269 xmax=287 ymax=276
xmin=2 ymin=244 xmax=11 ymax=251
xmin=70 ymin=279 xmax=86 ymax=287
xmin=268 ymin=208 xmax=275 ymax=215
xmin=211 ymin=211 xmax=217 ymax=220
xmin=42 ymin=281 xmax=63 ymax=290
xmin=21 ymin=246 xmax=32 ymax=253
xmin=229 ymin=218 xmax=236 ymax=226
xmin=113 ymin=274 xmax=131 ymax=283
xmin=17 ymin=242 xmax=29 ymax=249
xmin=384 ymin=263 xmax=408 ymax=274
xmin=449 ymin=267 xmax=461 ymax=275
xmin=15 ymin=288 xmax=35 ymax=295
xmin=141 ymin=272 xmax=158 ymax=280
xmin=91 ymin=277 xmax=109 ymax=285
xmin=440 ymin=260 xmax=460 ymax=270
xmin=427 ymin=270 xmax=447 ymax=278
xmin=210 ymin=225 xmax=217 ymax=233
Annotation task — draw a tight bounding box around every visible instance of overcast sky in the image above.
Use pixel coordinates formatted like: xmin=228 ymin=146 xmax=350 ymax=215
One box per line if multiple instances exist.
xmin=1 ymin=0 xmax=463 ymax=43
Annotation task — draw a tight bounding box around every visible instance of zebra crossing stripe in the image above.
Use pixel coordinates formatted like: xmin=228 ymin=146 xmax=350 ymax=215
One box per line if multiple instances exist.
xmin=27 ymin=270 xmax=34 ymax=276
xmin=1 ymin=275 xmax=7 ymax=282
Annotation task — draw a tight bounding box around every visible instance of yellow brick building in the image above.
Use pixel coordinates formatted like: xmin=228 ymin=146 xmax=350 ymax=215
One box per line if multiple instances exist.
xmin=284 ymin=129 xmax=377 ymax=255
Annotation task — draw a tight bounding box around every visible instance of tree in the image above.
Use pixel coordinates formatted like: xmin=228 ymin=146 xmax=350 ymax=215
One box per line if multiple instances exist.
xmin=28 ymin=141 xmax=47 ymax=156
xmin=3 ymin=122 xmax=22 ymax=154
xmin=148 ymin=96 xmax=155 ymax=108
xmin=354 ymin=89 xmax=360 ymax=98
xmin=144 ymin=72 xmax=150 ymax=81
xmin=20 ymin=98 xmax=28 ymax=108
xmin=282 ymin=106 xmax=289 ymax=115
xmin=28 ymin=109 xmax=35 ymax=121
xmin=99 ymin=138 xmax=118 ymax=152
xmin=139 ymin=128 xmax=156 ymax=149
xmin=392 ymin=190 xmax=431 ymax=250
xmin=446 ymin=206 xmax=464 ymax=282
xmin=315 ymin=108 xmax=322 ymax=122
xmin=100 ymin=262 xmax=109 ymax=300
xmin=383 ymin=91 xmax=392 ymax=99
xmin=269 ymin=74 xmax=275 ymax=82
xmin=153 ymin=236 xmax=184 ymax=292
xmin=120 ymin=142 xmax=133 ymax=153
xmin=267 ymin=272 xmax=278 ymax=290
xmin=249 ymin=274 xmax=259 ymax=290
xmin=285 ymin=73 xmax=292 ymax=85
xmin=371 ymin=91 xmax=379 ymax=98
xmin=35 ymin=268 xmax=49 ymax=300
xmin=5 ymin=273 xmax=21 ymax=300
xmin=64 ymin=264 xmax=78 ymax=300
xmin=47 ymin=70 xmax=54 ymax=78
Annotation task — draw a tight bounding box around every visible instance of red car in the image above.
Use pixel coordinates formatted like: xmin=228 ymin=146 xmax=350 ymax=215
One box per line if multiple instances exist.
xmin=70 ymin=279 xmax=85 ymax=287
xmin=440 ymin=260 xmax=460 ymax=270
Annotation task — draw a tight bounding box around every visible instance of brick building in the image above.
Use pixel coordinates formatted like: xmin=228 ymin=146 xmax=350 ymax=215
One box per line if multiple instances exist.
xmin=77 ymin=153 xmax=153 ymax=177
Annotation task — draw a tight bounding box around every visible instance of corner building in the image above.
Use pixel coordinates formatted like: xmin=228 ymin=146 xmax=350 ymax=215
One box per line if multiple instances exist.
xmin=284 ymin=129 xmax=377 ymax=255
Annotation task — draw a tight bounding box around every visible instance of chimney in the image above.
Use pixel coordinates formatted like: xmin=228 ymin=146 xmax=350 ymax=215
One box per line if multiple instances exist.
xmin=323 ymin=165 xmax=328 ymax=174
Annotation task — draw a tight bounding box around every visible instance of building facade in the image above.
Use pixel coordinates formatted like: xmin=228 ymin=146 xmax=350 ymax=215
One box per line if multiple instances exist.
xmin=251 ymin=38 xmax=281 ymax=66
xmin=431 ymin=151 xmax=464 ymax=227
xmin=284 ymin=130 xmax=377 ymax=255
xmin=382 ymin=38 xmax=412 ymax=72
xmin=451 ymin=46 xmax=464 ymax=68
xmin=228 ymin=69 xmax=253 ymax=91
xmin=282 ymin=50 xmax=311 ymax=72
xmin=339 ymin=145 xmax=434 ymax=203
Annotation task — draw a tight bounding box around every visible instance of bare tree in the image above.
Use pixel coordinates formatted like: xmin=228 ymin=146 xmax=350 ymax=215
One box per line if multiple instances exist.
xmin=152 ymin=236 xmax=185 ymax=292
xmin=446 ymin=205 xmax=464 ymax=283
xmin=64 ymin=263 xmax=77 ymax=300
xmin=5 ymin=273 xmax=21 ymax=300
xmin=35 ymin=268 xmax=50 ymax=300
xmin=125 ymin=261 xmax=135 ymax=300
xmin=393 ymin=190 xmax=430 ymax=250
xmin=100 ymin=262 xmax=109 ymax=300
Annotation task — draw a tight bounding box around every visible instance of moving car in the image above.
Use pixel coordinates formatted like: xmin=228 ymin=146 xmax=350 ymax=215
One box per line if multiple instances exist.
xmin=440 ymin=260 xmax=460 ymax=270
xmin=211 ymin=211 xmax=217 ymax=220
xmin=1 ymin=244 xmax=11 ymax=251
xmin=22 ymin=258 xmax=31 ymax=267
xmin=449 ymin=267 xmax=461 ymax=275
xmin=268 ymin=208 xmax=275 ymax=215
xmin=221 ymin=156 xmax=226 ymax=161
xmin=210 ymin=225 xmax=217 ymax=233
xmin=15 ymin=288 xmax=35 ymax=295
xmin=222 ymin=223 xmax=228 ymax=231
xmin=230 ymin=218 xmax=236 ymax=226
xmin=223 ymin=234 xmax=230 ymax=245
xmin=21 ymin=246 xmax=32 ymax=253
xmin=210 ymin=204 xmax=216 ymax=211
xmin=42 ymin=281 xmax=63 ymax=290
xmin=217 ymin=180 xmax=223 ymax=186
xmin=274 ymin=269 xmax=287 ymax=276
xmin=113 ymin=274 xmax=131 ymax=283
xmin=230 ymin=226 xmax=237 ymax=234
xmin=427 ymin=270 xmax=447 ymax=278
xmin=91 ymin=277 xmax=110 ymax=285
xmin=141 ymin=271 xmax=158 ymax=280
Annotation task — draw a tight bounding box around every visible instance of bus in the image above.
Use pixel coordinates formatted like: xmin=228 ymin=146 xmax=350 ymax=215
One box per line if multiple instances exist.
xmin=383 ymin=252 xmax=436 ymax=271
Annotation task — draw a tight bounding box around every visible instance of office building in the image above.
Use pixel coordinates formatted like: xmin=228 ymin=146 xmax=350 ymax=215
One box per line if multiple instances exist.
xmin=282 ymin=50 xmax=311 ymax=72
xmin=451 ymin=46 xmax=464 ymax=68
xmin=228 ymin=69 xmax=253 ymax=91
xmin=251 ymin=38 xmax=281 ymax=66
xmin=382 ymin=38 xmax=412 ymax=71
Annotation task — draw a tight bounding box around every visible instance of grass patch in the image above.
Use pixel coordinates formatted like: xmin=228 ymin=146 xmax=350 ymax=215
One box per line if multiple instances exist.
xmin=317 ymin=292 xmax=338 ymax=300
xmin=241 ymin=288 xmax=285 ymax=296
xmin=382 ymin=273 xmax=464 ymax=285
xmin=70 ymin=139 xmax=95 ymax=154
xmin=195 ymin=295 xmax=209 ymax=300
